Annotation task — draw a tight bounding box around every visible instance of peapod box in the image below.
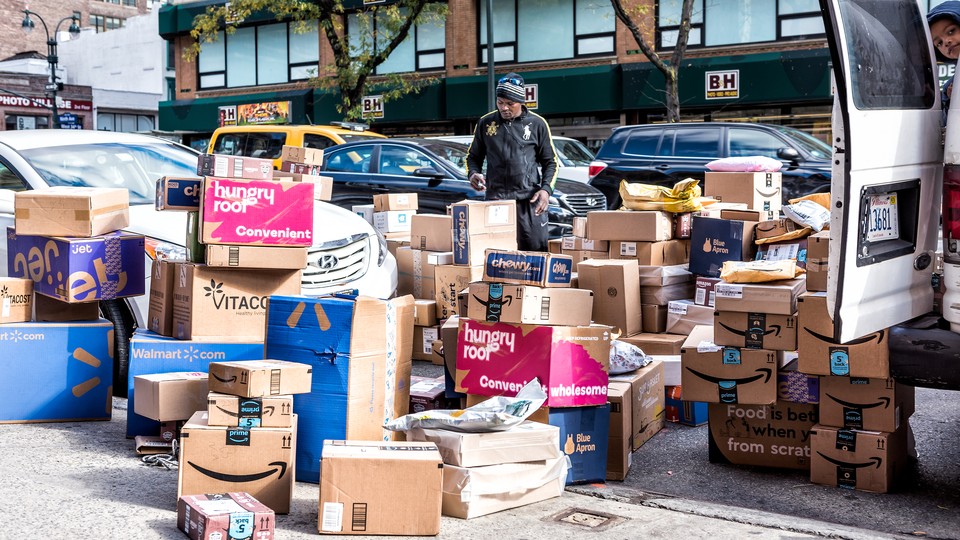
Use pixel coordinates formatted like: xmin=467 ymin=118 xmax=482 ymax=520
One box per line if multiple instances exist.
xmin=0 ymin=277 xmax=32 ymax=324
xmin=197 ymin=153 xmax=273 ymax=180
xmin=818 ymin=377 xmax=915 ymax=432
xmin=577 ymin=259 xmax=642 ymax=337
xmin=809 ymin=424 xmax=910 ymax=493
xmin=585 ymin=210 xmax=674 ymax=241
xmin=200 ymin=177 xmax=315 ymax=247
xmin=207 ymin=392 xmax=294 ymax=428
xmin=466 ymin=282 xmax=593 ymax=326
xmin=318 ymin=440 xmax=442 ymax=535
xmin=607 ymin=382 xmax=633 ymax=480
xmin=704 ymin=171 xmax=783 ymax=214
xmin=7 ymin=227 xmax=145 ymax=303
xmin=713 ymin=277 xmax=806 ymax=316
xmin=440 ymin=456 xmax=568 ymax=519
xmin=456 ymin=318 xmax=611 ymax=407
xmin=609 ymin=359 xmax=666 ymax=451
xmin=550 ymin=403 xmax=611 ymax=484
xmin=407 ymin=421 xmax=561 ymax=467
xmin=177 ymin=492 xmax=275 ymax=540
xmin=451 ymin=200 xmax=517 ymax=265
xmin=797 ymin=292 xmax=889 ymax=378
xmin=178 ymin=411 xmax=297 ymax=513
xmin=126 ymin=330 xmax=265 ymax=437
xmin=807 ymin=230 xmax=830 ymax=292
xmin=713 ymin=311 xmax=798 ymax=350
xmin=688 ymin=216 xmax=757 ymax=277
xmin=482 ymin=249 xmax=573 ymax=287
xmin=15 ymin=187 xmax=129 ymax=237
xmin=0 ymin=320 xmax=113 ymax=423
xmin=707 ymin=401 xmax=818 ymax=470
xmin=147 ymin=258 xmax=177 ymax=336
xmin=410 ymin=214 xmax=453 ymax=252
xmin=608 ymin=240 xmax=689 ymax=266
xmin=680 ymin=325 xmax=782 ymax=405
xmin=665 ymin=385 xmax=709 ymax=426
xmin=156 ymin=176 xmax=202 ymax=212
xmin=133 ymin=371 xmax=208 ymax=422
xmin=171 ymin=263 xmax=301 ymax=341
xmin=207 ymin=359 xmax=313 ymax=398
xmin=204 ymin=245 xmax=308 ymax=270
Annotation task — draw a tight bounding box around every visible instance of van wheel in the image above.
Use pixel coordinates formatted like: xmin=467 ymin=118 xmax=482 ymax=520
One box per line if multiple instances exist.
xmin=100 ymin=299 xmax=135 ymax=398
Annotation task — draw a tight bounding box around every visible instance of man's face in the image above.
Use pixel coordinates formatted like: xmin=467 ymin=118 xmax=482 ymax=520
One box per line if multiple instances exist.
xmin=932 ymin=18 xmax=960 ymax=60
xmin=497 ymin=98 xmax=522 ymax=120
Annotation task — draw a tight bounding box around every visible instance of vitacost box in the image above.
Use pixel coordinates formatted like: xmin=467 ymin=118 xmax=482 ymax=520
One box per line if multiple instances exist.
xmin=0 ymin=277 xmax=32 ymax=324
xmin=207 ymin=392 xmax=294 ymax=428
xmin=156 ymin=176 xmax=202 ymax=212
xmin=207 ymin=359 xmax=313 ymax=398
xmin=708 ymin=401 xmax=818 ymax=470
xmin=482 ymin=249 xmax=573 ymax=287
xmin=15 ymin=186 xmax=129 ymax=237
xmin=466 ymin=282 xmax=593 ymax=326
xmin=200 ymin=177 xmax=315 ymax=247
xmin=680 ymin=325 xmax=781 ymax=405
xmin=177 ymin=492 xmax=275 ymax=540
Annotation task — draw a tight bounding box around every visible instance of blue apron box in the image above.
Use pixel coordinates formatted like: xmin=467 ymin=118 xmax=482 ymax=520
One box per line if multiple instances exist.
xmin=155 ymin=176 xmax=202 ymax=211
xmin=482 ymin=249 xmax=573 ymax=287
xmin=126 ymin=330 xmax=264 ymax=437
xmin=0 ymin=320 xmax=114 ymax=423
xmin=548 ymin=403 xmax=610 ymax=485
xmin=6 ymin=226 xmax=145 ymax=302
xmin=688 ymin=216 xmax=756 ymax=278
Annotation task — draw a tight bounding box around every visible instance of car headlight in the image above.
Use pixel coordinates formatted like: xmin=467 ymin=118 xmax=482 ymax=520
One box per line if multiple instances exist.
xmin=374 ymin=227 xmax=388 ymax=266
xmin=144 ymin=237 xmax=187 ymax=261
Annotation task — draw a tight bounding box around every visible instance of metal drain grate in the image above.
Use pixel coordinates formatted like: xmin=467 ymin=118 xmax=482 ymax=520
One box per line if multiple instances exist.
xmin=548 ymin=508 xmax=626 ymax=531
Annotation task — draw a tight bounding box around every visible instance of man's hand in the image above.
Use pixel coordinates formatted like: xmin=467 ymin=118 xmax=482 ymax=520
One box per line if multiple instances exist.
xmin=469 ymin=173 xmax=486 ymax=191
xmin=530 ymin=189 xmax=550 ymax=216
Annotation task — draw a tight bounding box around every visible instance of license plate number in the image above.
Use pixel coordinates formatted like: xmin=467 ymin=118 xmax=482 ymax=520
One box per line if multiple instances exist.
xmin=866 ymin=194 xmax=899 ymax=242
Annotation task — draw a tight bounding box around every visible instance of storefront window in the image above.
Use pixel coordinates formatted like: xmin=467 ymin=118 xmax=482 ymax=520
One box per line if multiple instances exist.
xmin=5 ymin=115 xmax=49 ymax=130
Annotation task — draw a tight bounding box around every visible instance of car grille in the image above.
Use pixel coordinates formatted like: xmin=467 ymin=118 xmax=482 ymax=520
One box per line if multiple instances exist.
xmin=302 ymin=233 xmax=371 ymax=290
xmin=563 ymin=193 xmax=608 ymax=215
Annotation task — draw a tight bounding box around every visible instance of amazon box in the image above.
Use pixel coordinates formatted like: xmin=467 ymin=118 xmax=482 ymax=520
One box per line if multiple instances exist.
xmin=714 ymin=311 xmax=798 ymax=350
xmin=148 ymin=258 xmax=177 ymax=336
xmin=204 ymin=245 xmax=308 ymax=270
xmin=15 ymin=187 xmax=129 ymax=237
xmin=807 ymin=231 xmax=830 ymax=292
xmin=33 ymin=293 xmax=99 ymax=322
xmin=680 ymin=325 xmax=781 ymax=405
xmin=440 ymin=456 xmax=567 ymax=519
xmin=665 ymin=300 xmax=714 ymax=336
xmin=208 ymin=360 xmax=312 ymax=397
xmin=0 ymin=319 xmax=113 ymax=423
xmin=410 ymin=214 xmax=453 ymax=252
xmin=818 ymin=377 xmax=915 ymax=433
xmin=318 ymin=440 xmax=442 ymax=535
xmin=607 ymin=382 xmax=633 ymax=480
xmin=466 ymin=282 xmax=593 ymax=326
xmin=609 ymin=359 xmax=666 ymax=451
xmin=619 ymin=333 xmax=687 ymax=356
xmin=704 ymin=171 xmax=782 ymax=214
xmin=714 ymin=278 xmax=806 ymax=315
xmin=641 ymin=304 xmax=667 ymax=333
xmin=397 ymin=248 xmax=452 ymax=300
xmin=171 ymin=263 xmax=301 ymax=341
xmin=0 ymin=277 xmax=32 ymax=324
xmin=156 ymin=176 xmax=202 ymax=212
xmin=373 ymin=193 xmax=418 ymax=212
xmin=707 ymin=401 xmax=818 ymax=470
xmin=755 ymin=217 xmax=806 ymax=242
xmin=482 ymin=249 xmax=573 ymax=288
xmin=281 ymin=144 xmax=324 ymax=165
xmin=197 ymin=153 xmax=273 ymax=180
xmin=451 ymin=200 xmax=517 ymax=265
xmin=133 ymin=371 xmax=208 ymax=422
xmin=178 ymin=411 xmax=296 ymax=513
xmin=434 ymin=264 xmax=483 ymax=319
xmin=207 ymin=392 xmax=294 ymax=428
xmin=407 ymin=421 xmax=561 ymax=468
xmin=200 ymin=177 xmax=314 ymax=247
xmin=577 ymin=259 xmax=641 ymax=336
xmin=7 ymin=227 xmax=145 ymax=303
xmin=694 ymin=276 xmax=721 ymax=307
xmin=688 ymin=216 xmax=756 ymax=277
xmin=797 ymin=292 xmax=889 ymax=378
xmin=585 ymin=210 xmax=674 ymax=241
xmin=177 ymin=492 xmax=275 ymax=540
xmin=720 ymin=208 xmax=778 ymax=223
xmin=809 ymin=424 xmax=909 ymax=493
xmin=413 ymin=325 xmax=440 ymax=361
xmin=456 ymin=318 xmax=611 ymax=407
xmin=608 ymin=240 xmax=689 ymax=266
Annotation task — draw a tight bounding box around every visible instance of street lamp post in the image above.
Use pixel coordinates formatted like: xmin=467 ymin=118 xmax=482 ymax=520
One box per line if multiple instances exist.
xmin=21 ymin=10 xmax=80 ymax=129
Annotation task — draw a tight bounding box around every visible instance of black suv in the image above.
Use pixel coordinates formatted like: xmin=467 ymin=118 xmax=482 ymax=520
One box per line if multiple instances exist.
xmin=588 ymin=122 xmax=833 ymax=209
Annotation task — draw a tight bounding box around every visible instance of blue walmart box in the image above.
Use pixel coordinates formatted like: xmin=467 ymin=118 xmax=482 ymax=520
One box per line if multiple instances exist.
xmin=6 ymin=226 xmax=145 ymax=302
xmin=0 ymin=320 xmax=113 ymax=423
xmin=665 ymin=385 xmax=709 ymax=426
xmin=482 ymin=249 xmax=573 ymax=287
xmin=688 ymin=217 xmax=756 ymax=278
xmin=126 ymin=330 xmax=264 ymax=437
xmin=549 ymin=403 xmax=610 ymax=485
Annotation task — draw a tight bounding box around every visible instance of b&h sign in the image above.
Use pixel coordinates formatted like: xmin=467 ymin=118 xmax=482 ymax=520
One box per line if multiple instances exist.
xmin=706 ymin=70 xmax=739 ymax=99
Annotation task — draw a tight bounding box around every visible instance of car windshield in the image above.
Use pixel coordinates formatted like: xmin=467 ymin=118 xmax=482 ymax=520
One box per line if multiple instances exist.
xmin=19 ymin=141 xmax=199 ymax=205
xmin=554 ymin=138 xmax=595 ymax=166
xmin=768 ymin=125 xmax=832 ymax=160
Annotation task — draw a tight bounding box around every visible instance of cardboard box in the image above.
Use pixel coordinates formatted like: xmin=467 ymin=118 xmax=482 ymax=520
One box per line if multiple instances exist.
xmin=688 ymin=216 xmax=757 ymax=277
xmin=720 ymin=208 xmax=778 ymax=222
xmin=206 ymin=392 xmax=294 ymax=428
xmin=665 ymin=300 xmax=714 ymax=335
xmin=33 ymin=293 xmax=98 ymax=322
xmin=197 ymin=153 xmax=273 ymax=180
xmin=373 ymin=193 xmax=419 ymax=211
xmin=396 ymin=248 xmax=452 ymax=300
xmin=281 ymin=144 xmax=324 ymax=165
xmin=704 ymin=171 xmax=783 ymax=214
xmin=434 ymin=264 xmax=483 ymax=319
xmin=756 ymin=238 xmax=808 ymax=269
xmin=373 ymin=210 xmax=415 ymax=233
xmin=572 ymin=216 xmax=587 ymax=238
xmin=410 ymin=214 xmax=453 ymax=252
xmin=0 ymin=277 xmax=32 ymax=324
xmin=200 ymin=177 xmax=315 ymax=247
xmin=271 ymin=171 xmax=333 ymax=201
xmin=185 ymin=211 xmax=204 ymax=263
xmin=694 ymin=276 xmax=721 ymax=307
xmin=177 ymin=492 xmax=275 ymax=540
xmin=680 ymin=325 xmax=781 ymax=405
xmin=619 ymin=333 xmax=687 ymax=356
xmin=638 ymin=264 xmax=692 ymax=287
xmin=133 ymin=372 xmax=208 ymax=422
xmin=608 ymin=240 xmax=690 ymax=266
xmin=607 ymin=382 xmax=633 ymax=480
xmin=208 ymin=360 xmax=313 ymax=398
xmin=178 ymin=411 xmax=296 ymax=513
xmin=352 ymin=204 xmax=374 ymax=224
xmin=585 ymin=211 xmax=674 ymax=241
xmin=280 ymin=161 xmax=322 ymax=175
xmin=15 ymin=187 xmax=129 ymax=237
xmin=797 ymin=292 xmax=889 ymax=378
xmin=171 ymin=264 xmax=301 ymax=341
xmin=696 ymin=202 xmax=748 ymax=219
xmin=440 ymin=456 xmax=567 ymax=519
xmin=550 ymin=403 xmax=611 ymax=484
xmin=204 ymin=244 xmax=307 ymax=269
xmin=778 ymin=357 xmax=820 ymax=404
xmin=408 ymin=375 xmax=454 ymax=412
xmin=660 ymin=357 xmax=681 ymax=387
xmin=318 ymin=441 xmax=442 ymax=535
xmin=664 ymin=385 xmax=709 ymax=426
xmin=807 ymin=230 xmax=830 ymax=292
xmin=126 ymin=330 xmax=265 ymax=437
xmin=707 ymin=401 xmax=818 ymax=470
xmin=755 ymin=218 xmax=806 ymax=241
xmin=609 ymin=360 xmax=666 ymax=451
xmin=482 ymin=249 xmax=573 ymax=288
xmin=7 ymin=227 xmax=145 ymax=303
xmin=451 ymin=200 xmax=517 ymax=265
xmin=439 ymin=316 xmax=464 ymax=399
xmin=713 ymin=311 xmax=798 ymax=351
xmin=0 ymin=320 xmax=113 ymax=423
xmin=641 ymin=282 xmax=695 ymax=306
xmin=714 ymin=278 xmax=806 ymax=316
xmin=147 ymin=258 xmax=176 ymax=336
xmin=407 ymin=421 xmax=561 ymax=468
xmin=818 ymin=377 xmax=915 ymax=432
xmin=577 ymin=259 xmax=642 ymax=337
xmin=809 ymin=424 xmax=909 ymax=493
xmin=413 ymin=325 xmax=440 ymax=361
xmin=156 ymin=176 xmax=202 ymax=212
xmin=466 ymin=282 xmax=593 ymax=326
xmin=413 ymin=299 xmax=438 ymax=326
xmin=563 ymin=249 xmax=610 ymax=266
xmin=456 ymin=318 xmax=611 ymax=407
xmin=561 ymin=236 xmax=609 ymax=252
xmin=641 ymin=304 xmax=667 ymax=333
xmin=548 ymin=238 xmax=562 ymax=254
xmin=675 ymin=211 xmax=693 ymax=238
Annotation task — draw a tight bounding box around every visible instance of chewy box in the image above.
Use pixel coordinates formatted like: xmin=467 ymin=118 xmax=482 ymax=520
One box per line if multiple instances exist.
xmin=0 ymin=320 xmax=113 ymax=423
xmin=482 ymin=249 xmax=573 ymax=287
xmin=156 ymin=176 xmax=202 ymax=211
xmin=200 ymin=177 xmax=315 ymax=247
xmin=7 ymin=227 xmax=145 ymax=303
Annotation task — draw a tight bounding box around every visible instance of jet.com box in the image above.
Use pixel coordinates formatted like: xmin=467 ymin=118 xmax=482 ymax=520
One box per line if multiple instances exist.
xmin=0 ymin=320 xmax=114 ymax=423
xmin=126 ymin=330 xmax=264 ymax=437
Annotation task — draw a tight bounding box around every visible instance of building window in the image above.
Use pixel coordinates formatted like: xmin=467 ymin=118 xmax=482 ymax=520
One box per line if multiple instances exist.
xmin=90 ymin=15 xmax=124 ymax=33
xmin=658 ymin=0 xmax=823 ymax=50
xmin=478 ymin=0 xmax=614 ymax=64
xmin=197 ymin=21 xmax=320 ymax=90
xmin=347 ymin=9 xmax=446 ymax=74
xmin=97 ymin=0 xmax=138 ymax=5
xmin=97 ymin=113 xmax=155 ymax=133
xmin=5 ymin=115 xmax=50 ymax=130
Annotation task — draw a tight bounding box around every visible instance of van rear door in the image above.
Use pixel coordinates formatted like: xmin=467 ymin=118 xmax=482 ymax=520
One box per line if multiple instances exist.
xmin=821 ymin=0 xmax=943 ymax=342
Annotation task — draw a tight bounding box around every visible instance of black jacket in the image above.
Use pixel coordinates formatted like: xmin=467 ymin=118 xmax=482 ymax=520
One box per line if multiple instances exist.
xmin=465 ymin=107 xmax=558 ymax=200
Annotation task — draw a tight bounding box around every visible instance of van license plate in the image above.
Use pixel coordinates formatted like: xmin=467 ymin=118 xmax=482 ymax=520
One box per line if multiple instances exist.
xmin=866 ymin=194 xmax=899 ymax=242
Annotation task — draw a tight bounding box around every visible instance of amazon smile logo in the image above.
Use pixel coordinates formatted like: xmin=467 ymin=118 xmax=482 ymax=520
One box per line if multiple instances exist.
xmin=802 ymin=327 xmax=886 ymax=346
xmin=187 ymin=460 xmax=289 ymax=483
xmin=685 ymin=367 xmax=773 ymax=386
xmin=718 ymin=322 xmax=782 ymax=338
xmin=825 ymin=394 xmax=890 ymax=410
xmin=817 ymin=453 xmax=882 ymax=470
xmin=212 ymin=373 xmax=238 ymax=384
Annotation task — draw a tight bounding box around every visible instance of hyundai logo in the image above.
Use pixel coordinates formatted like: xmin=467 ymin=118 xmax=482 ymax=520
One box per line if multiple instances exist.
xmin=586 ymin=197 xmax=599 ymax=207
xmin=316 ymin=254 xmax=339 ymax=270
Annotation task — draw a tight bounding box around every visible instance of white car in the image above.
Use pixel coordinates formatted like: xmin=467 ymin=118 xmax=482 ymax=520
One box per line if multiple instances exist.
xmin=431 ymin=135 xmax=595 ymax=183
xmin=0 ymin=130 xmax=398 ymax=395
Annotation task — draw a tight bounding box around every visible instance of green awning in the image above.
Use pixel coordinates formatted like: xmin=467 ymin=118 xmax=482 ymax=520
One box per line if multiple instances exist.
xmin=158 ymin=89 xmax=313 ymax=132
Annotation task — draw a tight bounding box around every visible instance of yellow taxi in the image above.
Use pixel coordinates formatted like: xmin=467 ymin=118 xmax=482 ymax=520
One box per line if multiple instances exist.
xmin=208 ymin=122 xmax=386 ymax=169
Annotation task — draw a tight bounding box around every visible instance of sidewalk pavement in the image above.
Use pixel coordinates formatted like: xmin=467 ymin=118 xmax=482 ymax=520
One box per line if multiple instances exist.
xmin=0 ymin=398 xmax=900 ymax=540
